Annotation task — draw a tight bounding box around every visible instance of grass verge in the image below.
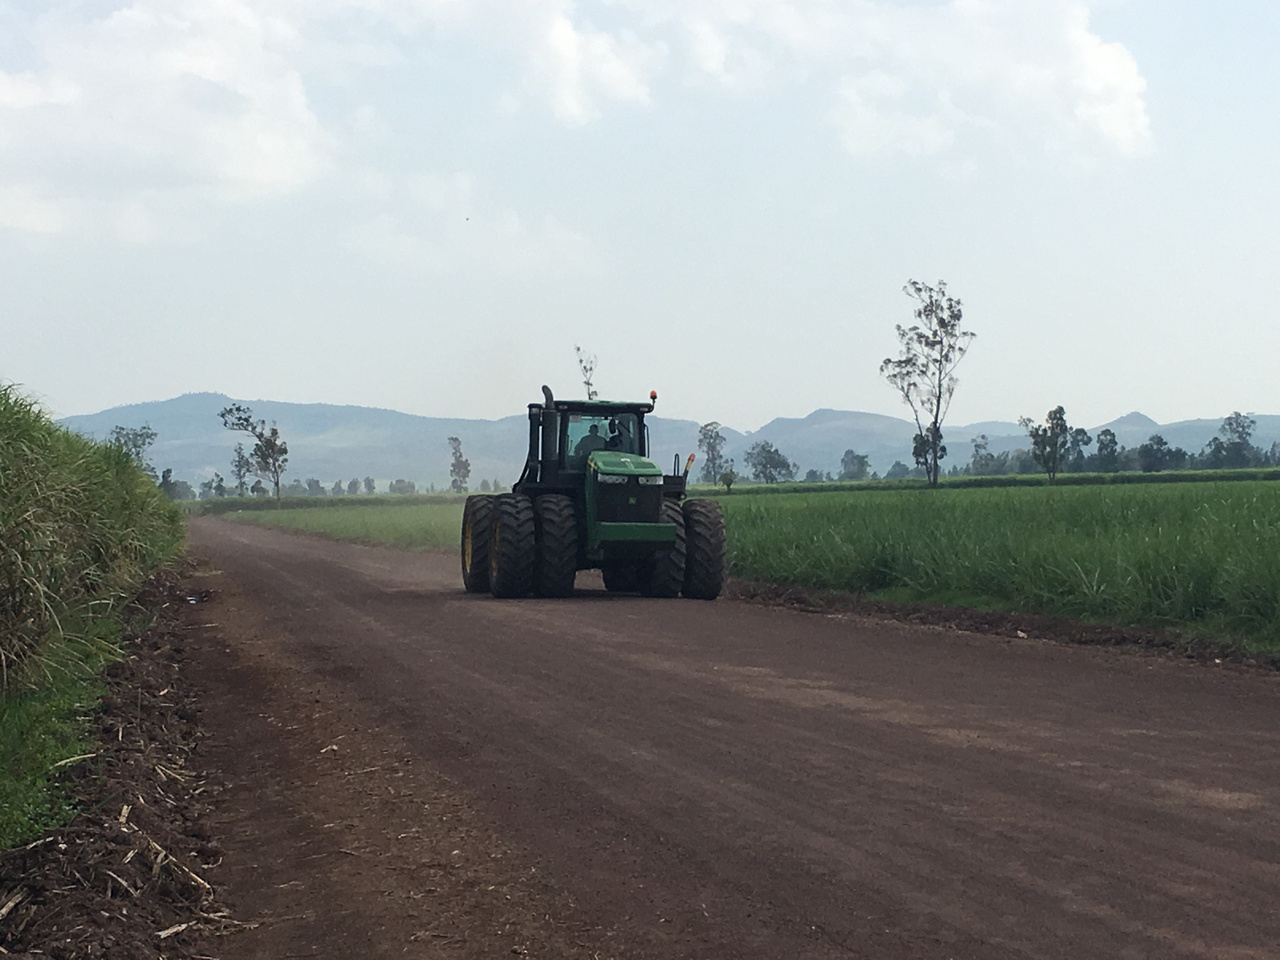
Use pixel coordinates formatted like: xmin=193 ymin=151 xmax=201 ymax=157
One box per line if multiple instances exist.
xmin=224 ymin=501 xmax=463 ymax=551
xmin=1 ymin=384 xmax=184 ymax=848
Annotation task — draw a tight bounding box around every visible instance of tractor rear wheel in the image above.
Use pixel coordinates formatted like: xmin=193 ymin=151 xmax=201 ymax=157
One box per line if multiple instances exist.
xmin=534 ymin=494 xmax=578 ymax=597
xmin=639 ymin=500 xmax=686 ymax=597
xmin=489 ymin=493 xmax=536 ymax=598
xmin=682 ymin=498 xmax=726 ymax=600
xmin=602 ymin=565 xmax=639 ymax=593
xmin=460 ymin=495 xmax=495 ymax=593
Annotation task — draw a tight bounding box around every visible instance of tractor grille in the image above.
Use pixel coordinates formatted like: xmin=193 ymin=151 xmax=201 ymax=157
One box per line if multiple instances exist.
xmin=595 ymin=478 xmax=662 ymax=523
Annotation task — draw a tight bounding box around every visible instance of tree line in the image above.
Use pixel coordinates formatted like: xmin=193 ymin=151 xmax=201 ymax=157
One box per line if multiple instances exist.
xmin=106 ymin=407 xmax=492 ymax=501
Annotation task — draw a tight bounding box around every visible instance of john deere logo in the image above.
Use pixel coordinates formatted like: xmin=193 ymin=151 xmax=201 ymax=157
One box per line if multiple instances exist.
xmin=628 ymin=496 xmax=636 ymax=504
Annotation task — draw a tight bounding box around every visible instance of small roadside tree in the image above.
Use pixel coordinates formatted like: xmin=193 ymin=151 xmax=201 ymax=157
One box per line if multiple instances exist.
xmin=744 ymin=440 xmax=796 ymax=484
xmin=448 ymin=436 xmax=471 ymax=493
xmin=219 ymin=404 xmax=289 ymax=501
xmin=574 ymin=345 xmax=598 ymax=400
xmin=697 ymin=422 xmax=727 ymax=484
xmin=880 ymin=279 xmax=975 ymax=487
xmin=1020 ymin=406 xmax=1071 ymax=481
xmin=347 ymin=478 xmax=360 ymax=495
xmin=364 ymin=476 xmax=376 ymax=494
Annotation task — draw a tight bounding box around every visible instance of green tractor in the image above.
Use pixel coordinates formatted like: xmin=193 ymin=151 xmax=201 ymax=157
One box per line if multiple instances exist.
xmin=461 ymin=386 xmax=726 ymax=599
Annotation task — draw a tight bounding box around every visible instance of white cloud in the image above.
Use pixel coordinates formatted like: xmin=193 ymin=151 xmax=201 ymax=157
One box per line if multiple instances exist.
xmin=349 ymin=170 xmax=596 ymax=276
xmin=536 ymin=14 xmax=662 ymax=123
xmin=617 ymin=0 xmax=1152 ymax=160
xmin=0 ymin=185 xmax=66 ymax=234
xmin=0 ymin=0 xmax=1150 ymax=239
xmin=0 ymin=0 xmax=329 ymax=235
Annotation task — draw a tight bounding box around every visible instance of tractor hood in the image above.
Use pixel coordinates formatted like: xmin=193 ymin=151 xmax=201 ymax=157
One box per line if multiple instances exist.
xmin=587 ymin=450 xmax=663 ymax=477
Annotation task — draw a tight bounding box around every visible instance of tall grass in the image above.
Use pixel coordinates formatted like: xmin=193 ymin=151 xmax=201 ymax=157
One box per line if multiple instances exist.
xmin=226 ymin=502 xmax=463 ymax=551
xmin=1 ymin=384 xmax=183 ymax=847
xmin=723 ymin=483 xmax=1280 ymax=648
xmin=1 ymin=385 xmax=183 ymax=686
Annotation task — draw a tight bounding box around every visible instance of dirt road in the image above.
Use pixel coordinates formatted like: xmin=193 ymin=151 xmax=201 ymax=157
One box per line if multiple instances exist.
xmin=185 ymin=517 xmax=1280 ymax=959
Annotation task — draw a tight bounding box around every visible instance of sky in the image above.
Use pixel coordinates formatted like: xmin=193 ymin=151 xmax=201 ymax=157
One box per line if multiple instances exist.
xmin=2 ymin=0 xmax=1278 ymax=432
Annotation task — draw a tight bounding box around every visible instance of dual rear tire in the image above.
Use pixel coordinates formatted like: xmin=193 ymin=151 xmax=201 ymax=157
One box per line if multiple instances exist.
xmin=462 ymin=494 xmax=724 ymax=600
xmin=602 ymin=498 xmax=726 ymax=600
xmin=481 ymin=493 xmax=577 ymax=598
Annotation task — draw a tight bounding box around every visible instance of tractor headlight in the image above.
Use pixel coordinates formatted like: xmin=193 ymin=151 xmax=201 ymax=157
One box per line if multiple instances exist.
xmin=637 ymin=475 xmax=663 ymax=486
xmin=596 ymin=473 xmax=628 ymax=485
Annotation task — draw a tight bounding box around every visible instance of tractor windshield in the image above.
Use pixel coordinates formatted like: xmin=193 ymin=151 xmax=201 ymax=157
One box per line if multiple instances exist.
xmin=564 ymin=412 xmax=640 ymax=469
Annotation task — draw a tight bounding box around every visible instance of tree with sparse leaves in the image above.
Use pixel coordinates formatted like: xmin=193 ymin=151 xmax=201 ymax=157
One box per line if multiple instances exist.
xmin=839 ymin=450 xmax=869 ymax=481
xmin=108 ymin=424 xmax=158 ymax=480
xmin=720 ymin=459 xmax=737 ymax=494
xmin=219 ymin=404 xmax=289 ymax=501
xmin=880 ymin=279 xmax=975 ymax=487
xmin=230 ymin=443 xmax=253 ymax=496
xmin=697 ymin=422 xmax=727 ymax=484
xmin=744 ymin=441 xmax=795 ymax=484
xmin=1020 ymin=406 xmax=1072 ymax=481
xmin=1095 ymin=429 xmax=1120 ymax=472
xmin=574 ymin=345 xmax=598 ymax=400
xmin=1202 ymin=411 xmax=1258 ymax=469
xmin=448 ymin=436 xmax=471 ymax=493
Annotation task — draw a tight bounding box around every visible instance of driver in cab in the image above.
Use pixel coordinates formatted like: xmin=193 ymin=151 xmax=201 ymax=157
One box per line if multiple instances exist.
xmin=574 ymin=424 xmax=608 ymax=459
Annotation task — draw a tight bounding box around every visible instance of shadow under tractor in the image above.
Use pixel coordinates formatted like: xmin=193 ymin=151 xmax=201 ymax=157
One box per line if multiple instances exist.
xmin=460 ymin=386 xmax=726 ymax=599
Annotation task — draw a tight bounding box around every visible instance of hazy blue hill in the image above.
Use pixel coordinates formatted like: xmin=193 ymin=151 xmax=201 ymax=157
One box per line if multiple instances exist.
xmin=746 ymin=409 xmax=917 ymax=476
xmin=58 ymin=393 xmax=722 ymax=490
xmin=58 ymin=394 xmax=1280 ymax=489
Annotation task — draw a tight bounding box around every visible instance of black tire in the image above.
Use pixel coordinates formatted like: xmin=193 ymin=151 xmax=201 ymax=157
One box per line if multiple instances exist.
xmin=489 ymin=494 xmax=536 ymax=598
xmin=602 ymin=564 xmax=639 ymax=593
xmin=460 ymin=495 xmax=495 ymax=593
xmin=682 ymin=498 xmax=726 ymax=600
xmin=534 ymin=495 xmax=578 ymax=597
xmin=639 ymin=500 xmax=686 ymax=598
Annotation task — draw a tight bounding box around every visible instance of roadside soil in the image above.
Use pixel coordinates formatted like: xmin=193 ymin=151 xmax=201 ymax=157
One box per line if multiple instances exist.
xmin=0 ymin=572 xmax=229 ymax=959
xmin=9 ymin=517 xmax=1280 ymax=959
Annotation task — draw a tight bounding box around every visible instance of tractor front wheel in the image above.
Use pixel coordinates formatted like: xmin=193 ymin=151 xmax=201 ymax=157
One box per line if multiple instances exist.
xmin=460 ymin=495 xmax=495 ymax=593
xmin=534 ymin=494 xmax=578 ymax=597
xmin=682 ymin=498 xmax=726 ymax=600
xmin=489 ymin=493 xmax=536 ymax=598
xmin=639 ymin=500 xmax=686 ymax=597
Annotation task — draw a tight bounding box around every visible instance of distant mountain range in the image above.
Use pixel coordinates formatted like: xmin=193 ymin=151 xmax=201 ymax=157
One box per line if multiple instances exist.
xmin=56 ymin=393 xmax=1280 ymax=489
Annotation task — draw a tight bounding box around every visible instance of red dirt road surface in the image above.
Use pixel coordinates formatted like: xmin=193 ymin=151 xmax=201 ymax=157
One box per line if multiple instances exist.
xmin=185 ymin=517 xmax=1280 ymax=959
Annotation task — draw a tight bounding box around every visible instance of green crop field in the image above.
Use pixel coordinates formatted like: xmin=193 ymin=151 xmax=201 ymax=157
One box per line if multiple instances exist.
xmin=226 ymin=501 xmax=463 ymax=551
xmin=722 ymin=482 xmax=1280 ymax=650
xmin=220 ymin=480 xmax=1280 ymax=652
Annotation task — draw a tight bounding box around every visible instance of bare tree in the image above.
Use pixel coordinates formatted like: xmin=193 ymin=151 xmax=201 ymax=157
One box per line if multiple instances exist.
xmin=575 ymin=345 xmax=598 ymax=400
xmin=880 ymin=280 xmax=975 ymax=487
